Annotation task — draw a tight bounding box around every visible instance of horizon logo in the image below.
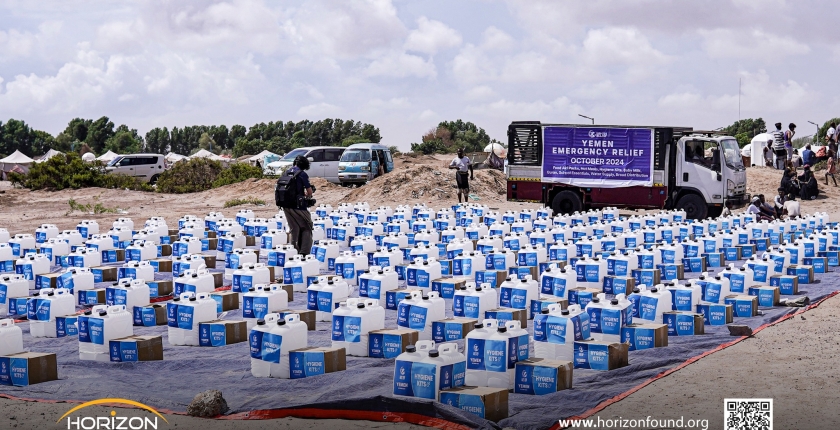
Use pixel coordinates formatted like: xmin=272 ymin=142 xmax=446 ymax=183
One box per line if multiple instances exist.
xmin=59 ymin=399 xmax=167 ymax=430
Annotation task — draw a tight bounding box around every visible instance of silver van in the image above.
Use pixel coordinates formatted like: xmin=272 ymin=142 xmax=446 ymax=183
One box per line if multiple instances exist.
xmin=105 ymin=154 xmax=167 ymax=184
xmin=264 ymin=146 xmax=345 ymax=183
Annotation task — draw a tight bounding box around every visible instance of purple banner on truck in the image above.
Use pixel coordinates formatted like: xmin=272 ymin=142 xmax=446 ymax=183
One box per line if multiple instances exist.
xmin=542 ymin=126 xmax=654 ymax=187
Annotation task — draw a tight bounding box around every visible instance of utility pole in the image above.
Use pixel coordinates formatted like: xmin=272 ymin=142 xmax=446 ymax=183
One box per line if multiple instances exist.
xmin=578 ymin=114 xmax=594 ymax=125
xmin=738 ymin=78 xmax=741 ymax=122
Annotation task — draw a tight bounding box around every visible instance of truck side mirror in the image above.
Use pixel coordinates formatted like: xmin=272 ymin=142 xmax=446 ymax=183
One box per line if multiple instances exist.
xmin=716 ymin=172 xmax=722 ymax=181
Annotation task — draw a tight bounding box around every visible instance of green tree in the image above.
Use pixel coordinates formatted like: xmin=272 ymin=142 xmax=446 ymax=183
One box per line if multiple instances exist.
xmin=722 ymin=118 xmax=767 ymax=147
xmin=144 ymin=127 xmax=171 ymax=154
xmin=63 ymin=118 xmax=92 ymax=143
xmin=0 ymin=118 xmax=53 ymax=157
xmin=197 ymin=132 xmax=217 ymax=153
xmin=104 ymin=130 xmax=142 ymax=154
xmin=85 ymin=116 xmax=115 ymax=154
xmin=410 ymin=119 xmax=496 ymax=154
xmin=53 ymin=132 xmax=75 ymax=153
xmin=816 ymin=118 xmax=840 ymax=144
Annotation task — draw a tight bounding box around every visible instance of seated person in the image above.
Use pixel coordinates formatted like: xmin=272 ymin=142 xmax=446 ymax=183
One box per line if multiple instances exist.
xmin=799 ymin=165 xmax=819 ymax=200
xmin=783 ymin=194 xmax=801 ymax=219
xmin=747 ymin=197 xmax=773 ymax=221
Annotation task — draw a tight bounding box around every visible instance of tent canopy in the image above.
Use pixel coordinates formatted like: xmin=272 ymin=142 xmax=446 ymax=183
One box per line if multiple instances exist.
xmin=35 ymin=149 xmax=63 ymax=163
xmin=0 ymin=150 xmax=34 ymax=164
xmin=190 ymin=149 xmax=226 ymax=161
xmin=165 ymin=152 xmax=187 ymax=163
xmin=483 ymin=143 xmax=507 ymax=158
xmin=247 ymin=150 xmax=278 ymax=161
xmin=97 ymin=150 xmax=120 ymax=162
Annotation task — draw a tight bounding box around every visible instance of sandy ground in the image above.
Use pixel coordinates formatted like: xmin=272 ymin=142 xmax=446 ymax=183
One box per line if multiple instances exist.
xmin=2 ymin=162 xmax=840 ymax=429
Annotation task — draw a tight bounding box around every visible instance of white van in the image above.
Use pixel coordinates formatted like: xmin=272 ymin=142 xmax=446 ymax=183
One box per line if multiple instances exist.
xmin=264 ymin=147 xmax=344 ymax=184
xmin=105 ymin=154 xmax=167 ymax=184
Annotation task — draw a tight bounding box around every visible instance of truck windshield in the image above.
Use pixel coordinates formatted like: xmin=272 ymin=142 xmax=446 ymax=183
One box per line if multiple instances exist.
xmin=720 ymin=139 xmax=744 ymax=169
xmin=340 ymin=149 xmax=370 ymax=162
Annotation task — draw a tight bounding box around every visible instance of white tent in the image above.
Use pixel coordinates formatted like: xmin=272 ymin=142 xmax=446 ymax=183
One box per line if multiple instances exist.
xmin=190 ymin=149 xmax=226 ymax=161
xmin=35 ymin=149 xmax=64 ymax=163
xmin=82 ymin=153 xmax=97 ymax=162
xmin=247 ymin=150 xmax=279 ymax=167
xmin=483 ymin=143 xmax=507 ymax=158
xmin=165 ymin=152 xmax=187 ymax=163
xmin=97 ymin=150 xmax=120 ymax=163
xmin=0 ymin=150 xmax=35 ymax=177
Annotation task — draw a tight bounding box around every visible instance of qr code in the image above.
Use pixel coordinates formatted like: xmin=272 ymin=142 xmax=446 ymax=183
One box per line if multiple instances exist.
xmin=725 ymin=398 xmax=773 ymax=430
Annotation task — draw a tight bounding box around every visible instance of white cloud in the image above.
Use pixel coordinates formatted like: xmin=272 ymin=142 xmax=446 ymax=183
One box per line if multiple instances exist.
xmin=365 ymin=51 xmax=436 ymax=78
xmin=0 ymin=21 xmax=62 ymax=59
xmin=418 ymin=109 xmax=437 ymax=120
xmin=404 ymin=16 xmax=462 ymax=55
xmin=467 ymin=97 xmax=583 ymax=119
xmin=465 ymin=85 xmax=496 ymax=100
xmin=297 ymin=102 xmax=340 ymax=116
xmin=480 ymin=26 xmax=515 ymax=51
xmin=581 ymin=27 xmax=669 ymax=80
xmin=368 ymin=97 xmax=410 ymax=109
xmin=700 ymin=29 xmax=810 ymax=60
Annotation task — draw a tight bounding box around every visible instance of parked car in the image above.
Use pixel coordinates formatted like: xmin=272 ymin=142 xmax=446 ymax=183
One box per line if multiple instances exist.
xmin=264 ymin=146 xmax=345 ymax=183
xmin=105 ymin=153 xmax=167 ymax=184
xmin=338 ymin=143 xmax=394 ymax=186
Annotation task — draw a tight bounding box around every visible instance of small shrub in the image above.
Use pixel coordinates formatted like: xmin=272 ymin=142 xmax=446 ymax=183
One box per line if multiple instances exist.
xmin=155 ymin=158 xmax=224 ymax=193
xmin=66 ymin=198 xmax=118 ymax=215
xmin=212 ymin=162 xmax=263 ymax=188
xmin=13 ymin=153 xmax=152 ymax=192
xmin=223 ymin=197 xmax=266 ymax=208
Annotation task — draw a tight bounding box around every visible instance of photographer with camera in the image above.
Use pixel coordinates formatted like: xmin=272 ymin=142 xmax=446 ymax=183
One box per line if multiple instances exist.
xmin=276 ymin=155 xmax=316 ymax=254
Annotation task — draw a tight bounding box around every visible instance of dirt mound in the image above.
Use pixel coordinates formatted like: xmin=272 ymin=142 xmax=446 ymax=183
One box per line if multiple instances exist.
xmin=345 ymin=165 xmax=506 ymax=203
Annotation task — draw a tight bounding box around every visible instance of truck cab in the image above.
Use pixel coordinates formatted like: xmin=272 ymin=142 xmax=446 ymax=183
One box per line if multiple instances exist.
xmin=505 ymin=122 xmax=748 ymax=219
xmin=338 ymin=143 xmax=394 ymax=186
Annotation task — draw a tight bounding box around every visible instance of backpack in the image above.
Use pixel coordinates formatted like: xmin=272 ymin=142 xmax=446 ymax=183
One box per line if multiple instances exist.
xmin=274 ymin=168 xmax=302 ymax=209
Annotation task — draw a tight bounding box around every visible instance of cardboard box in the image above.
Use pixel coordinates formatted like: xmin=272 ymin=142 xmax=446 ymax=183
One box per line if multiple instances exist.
xmin=720 ymin=247 xmax=742 ymax=262
xmin=656 ymin=264 xmax=684 ymax=281
xmin=573 ymin=340 xmax=629 ymax=371
xmin=199 ymin=320 xmax=248 ymax=347
xmin=431 ymin=277 xmax=468 ymax=299
xmin=514 ymin=359 xmax=573 ymax=395
xmin=201 ymin=255 xmax=217 ymax=269
xmin=786 ymin=265 xmax=814 ymax=284
xmin=484 ymin=308 xmax=527 ymax=329
xmin=738 ymin=244 xmax=757 ymax=259
xmin=168 ymin=229 xmax=179 ymax=236
xmin=818 ymin=250 xmax=839 ymax=267
xmin=100 ymin=249 xmax=126 ymax=264
xmin=631 ymin=268 xmax=660 ymax=287
xmin=663 ymin=311 xmax=705 ymax=336
xmin=475 ymin=270 xmax=507 ymax=289
xmin=702 ymin=252 xmax=724 ymax=268
xmin=529 ymin=297 xmax=569 ymax=320
xmin=108 ymin=336 xmax=163 ymax=362
xmin=277 ymin=309 xmax=316 ymax=331
xmin=438 ymin=259 xmax=453 ymax=277
xmin=7 ymin=297 xmax=29 ymax=317
xmin=769 ymin=275 xmax=799 ymax=295
xmin=695 ymin=303 xmax=733 ymax=326
xmin=681 ymin=257 xmax=707 ymax=273
xmin=206 ymin=230 xmax=217 ymax=239
xmin=748 ymin=286 xmax=781 ymax=307
xmin=210 ymin=291 xmax=240 ymax=313
xmin=132 ymin=304 xmax=167 ymax=327
xmin=201 ymin=238 xmax=218 ymax=251
xmin=212 ymin=272 xmax=224 ymax=289
xmin=150 ymin=258 xmax=173 ymax=273
xmin=157 ymin=244 xmax=172 ymax=257
xmin=750 ymin=238 xmax=770 ymax=252
xmin=440 ymin=386 xmax=508 ymax=421
xmin=431 ymin=317 xmax=476 ymax=343
xmin=91 ymin=266 xmax=118 ymax=283
xmin=602 ymin=275 xmax=635 ymax=296
xmin=508 ymin=265 xmax=539 ymax=280
xmin=803 ymin=257 xmax=828 ymax=274
xmin=55 ymin=315 xmax=79 ymax=337
xmin=567 ymin=287 xmax=602 ymax=309
xmin=289 ymin=346 xmax=346 ymax=379
xmin=78 ymin=289 xmax=107 ymax=306
xmin=35 ymin=273 xmax=61 ymax=290
xmin=369 ymin=329 xmax=419 ymax=359
xmin=0 ymin=352 xmax=58 ymax=386
xmin=620 ymin=323 xmax=668 ymax=351
xmin=148 ymin=280 xmax=173 ymax=298
xmin=725 ymin=295 xmax=758 ymax=317
xmin=385 ymin=289 xmax=423 ymax=311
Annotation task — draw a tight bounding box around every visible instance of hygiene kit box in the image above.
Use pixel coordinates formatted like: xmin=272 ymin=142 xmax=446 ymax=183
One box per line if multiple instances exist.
xmin=475 ymin=270 xmax=507 ymax=289
xmin=368 ymin=329 xmax=419 ymax=359
xmin=484 ymin=308 xmax=528 ymax=329
xmin=620 ymin=323 xmax=668 ymax=351
xmin=631 ymin=269 xmax=660 ymax=287
xmin=132 ymin=304 xmax=167 ymax=327
xmin=439 ymin=386 xmax=508 ymax=421
xmin=432 ymin=318 xmax=476 ymax=343
xmin=508 ymin=266 xmax=539 ymax=281
xmin=150 ymin=258 xmax=173 ymax=273
xmin=289 ymin=346 xmax=346 ymax=379
xmin=724 ymin=295 xmax=759 ymax=317
xmin=695 ymin=303 xmax=733 ymax=326
xmin=738 ymin=244 xmax=756 ymax=259
xmin=0 ymin=352 xmax=58 ymax=386
xmin=210 ymin=291 xmax=240 ymax=312
xmin=701 ymin=252 xmax=724 ymax=268
xmin=602 ymin=276 xmax=635 ymax=296
xmin=431 ymin=277 xmax=468 ymax=299
xmin=91 ymin=267 xmax=118 ymax=283
xmin=786 ymin=265 xmax=814 ymax=284
xmin=656 ymin=264 xmax=684 ymax=281
xmin=573 ymin=340 xmax=629 ymax=371
xmin=663 ymin=312 xmax=705 ymax=336
xmin=147 ymin=280 xmax=173 ymax=298
xmin=529 ymin=297 xmax=569 ymax=320
xmin=199 ymin=320 xmax=248 ymax=347
xmin=681 ymin=257 xmax=707 ymax=273
xmin=802 ymin=257 xmax=828 ymax=273
xmin=108 ymin=336 xmax=164 ymax=362
xmin=514 ymin=359 xmax=573 ymax=394
xmin=769 ymin=275 xmax=799 ymax=295
xmin=567 ymin=287 xmax=602 ymax=309
xmin=747 ymin=286 xmax=781 ymax=307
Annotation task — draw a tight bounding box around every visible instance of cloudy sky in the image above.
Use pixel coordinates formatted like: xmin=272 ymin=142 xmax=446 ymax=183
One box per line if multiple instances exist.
xmin=0 ymin=0 xmax=834 ymax=149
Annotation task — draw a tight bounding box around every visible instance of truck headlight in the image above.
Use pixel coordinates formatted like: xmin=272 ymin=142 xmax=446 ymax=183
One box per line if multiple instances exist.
xmin=727 ymin=179 xmax=736 ymax=196
xmin=338 ymin=166 xmax=345 ymax=171
xmin=361 ymin=166 xmax=370 ymax=171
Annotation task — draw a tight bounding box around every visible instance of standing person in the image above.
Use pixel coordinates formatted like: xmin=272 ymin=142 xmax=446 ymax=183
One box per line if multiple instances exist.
xmin=784 ymin=123 xmax=796 ymax=161
xmin=449 ymin=148 xmax=474 ymax=203
xmin=826 ymin=122 xmax=837 ymax=146
xmin=826 ymin=156 xmax=838 ymax=186
xmin=279 ymin=156 xmax=315 ymax=255
xmin=763 ymin=140 xmax=774 ymax=167
xmin=771 ymin=122 xmax=786 ymax=169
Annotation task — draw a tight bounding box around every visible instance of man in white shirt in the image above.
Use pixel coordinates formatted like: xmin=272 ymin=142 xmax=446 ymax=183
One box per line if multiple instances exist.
xmin=449 ymin=148 xmax=474 ymax=203
xmin=747 ymin=197 xmax=772 ymax=221
xmin=783 ymin=194 xmax=801 ymax=218
xmin=826 ymin=122 xmax=836 ymax=144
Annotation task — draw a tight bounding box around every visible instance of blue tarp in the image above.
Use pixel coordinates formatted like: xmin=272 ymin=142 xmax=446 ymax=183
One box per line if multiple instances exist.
xmin=3 ymin=254 xmax=835 ymax=430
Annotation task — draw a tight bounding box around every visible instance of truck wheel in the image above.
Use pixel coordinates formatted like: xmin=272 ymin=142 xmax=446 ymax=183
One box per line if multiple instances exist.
xmin=677 ymin=194 xmax=708 ymax=220
xmin=551 ymin=191 xmax=582 ymax=215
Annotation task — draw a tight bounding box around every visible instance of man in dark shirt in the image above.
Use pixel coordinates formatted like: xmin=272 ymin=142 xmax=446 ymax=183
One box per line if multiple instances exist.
xmin=283 ymin=156 xmax=315 ymax=254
